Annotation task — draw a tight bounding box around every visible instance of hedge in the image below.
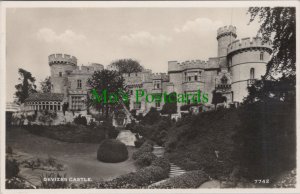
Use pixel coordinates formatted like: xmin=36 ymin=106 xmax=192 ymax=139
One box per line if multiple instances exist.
xmin=97 ymin=139 xmax=128 ymax=163
xmin=150 ymin=170 xmax=209 ymax=188
xmin=135 ymin=152 xmax=156 ymax=168
xmin=132 ymin=141 xmax=153 ymax=160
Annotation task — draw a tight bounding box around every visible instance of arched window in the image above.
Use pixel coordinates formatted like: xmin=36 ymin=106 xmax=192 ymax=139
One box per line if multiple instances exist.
xmin=221 ymin=76 xmax=228 ymax=84
xmin=260 ymin=52 xmax=264 ymax=60
xmin=250 ymin=68 xmax=255 ymax=79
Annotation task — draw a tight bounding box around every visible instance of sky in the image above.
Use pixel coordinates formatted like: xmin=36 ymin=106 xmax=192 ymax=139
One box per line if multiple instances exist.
xmin=6 ymin=7 xmax=260 ymax=102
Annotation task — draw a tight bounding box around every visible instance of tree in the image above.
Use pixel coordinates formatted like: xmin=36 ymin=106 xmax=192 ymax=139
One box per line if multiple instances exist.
xmin=14 ymin=68 xmax=37 ymax=104
xmin=88 ymin=69 xmax=128 ymax=119
xmin=110 ymin=59 xmax=143 ymax=74
xmin=211 ymin=90 xmax=226 ymax=108
xmin=161 ymin=92 xmax=177 ymax=116
xmin=40 ymin=76 xmax=51 ymax=93
xmin=245 ymin=7 xmax=296 ymax=103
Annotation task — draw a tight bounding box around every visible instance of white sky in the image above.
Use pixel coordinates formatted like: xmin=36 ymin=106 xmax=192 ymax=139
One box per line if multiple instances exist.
xmin=6 ymin=7 xmax=260 ymax=102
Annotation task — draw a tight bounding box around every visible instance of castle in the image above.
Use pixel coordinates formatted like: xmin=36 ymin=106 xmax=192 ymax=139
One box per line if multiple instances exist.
xmin=24 ymin=25 xmax=272 ymax=119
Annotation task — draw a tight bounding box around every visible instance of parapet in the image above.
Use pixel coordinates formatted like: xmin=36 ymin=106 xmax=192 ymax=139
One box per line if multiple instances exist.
xmin=152 ymin=73 xmax=169 ymax=81
xmin=168 ymin=60 xmax=207 ymax=73
xmin=227 ymin=37 xmax=272 ymax=56
xmin=217 ymin=25 xmax=237 ymax=40
xmin=49 ymin=53 xmax=77 ymax=66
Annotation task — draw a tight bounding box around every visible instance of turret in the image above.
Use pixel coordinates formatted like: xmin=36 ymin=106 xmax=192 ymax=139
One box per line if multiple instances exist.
xmin=217 ymin=25 xmax=237 ymax=57
xmin=48 ymin=53 xmax=77 ymax=94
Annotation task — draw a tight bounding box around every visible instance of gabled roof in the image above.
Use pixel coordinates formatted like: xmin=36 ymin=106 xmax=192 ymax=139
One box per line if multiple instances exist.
xmin=25 ymin=93 xmax=64 ymax=102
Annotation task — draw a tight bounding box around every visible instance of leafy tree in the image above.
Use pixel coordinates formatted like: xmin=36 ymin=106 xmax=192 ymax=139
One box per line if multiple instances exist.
xmin=141 ymin=107 xmax=161 ymax=125
xmin=110 ymin=59 xmax=143 ymax=74
xmin=161 ymin=92 xmax=177 ymax=116
xmin=248 ymin=7 xmax=295 ymax=78
xmin=88 ymin=69 xmax=128 ymax=119
xmin=245 ymin=7 xmax=296 ymax=103
xmin=211 ymin=90 xmax=226 ymax=108
xmin=14 ymin=68 xmax=37 ymax=104
xmin=40 ymin=76 xmax=51 ymax=93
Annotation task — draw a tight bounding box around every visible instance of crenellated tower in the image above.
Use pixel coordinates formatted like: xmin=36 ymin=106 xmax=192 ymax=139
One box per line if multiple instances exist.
xmin=227 ymin=37 xmax=272 ymax=102
xmin=48 ymin=54 xmax=77 ymax=95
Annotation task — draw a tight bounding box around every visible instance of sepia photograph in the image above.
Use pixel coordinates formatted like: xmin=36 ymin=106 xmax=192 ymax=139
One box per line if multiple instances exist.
xmin=1 ymin=1 xmax=299 ymax=193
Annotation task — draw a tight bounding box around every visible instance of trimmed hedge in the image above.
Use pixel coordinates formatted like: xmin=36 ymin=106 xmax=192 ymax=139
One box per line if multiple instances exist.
xmin=96 ymin=142 xmax=170 ymax=188
xmin=132 ymin=141 xmax=153 ymax=160
xmin=150 ymin=170 xmax=209 ymax=188
xmin=97 ymin=139 xmax=128 ymax=163
xmin=135 ymin=152 xmax=156 ymax=168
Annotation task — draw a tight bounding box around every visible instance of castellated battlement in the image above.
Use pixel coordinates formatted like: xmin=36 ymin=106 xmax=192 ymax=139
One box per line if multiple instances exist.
xmin=152 ymin=73 xmax=168 ymax=81
xmin=168 ymin=60 xmax=207 ymax=72
xmin=227 ymin=37 xmax=272 ymax=56
xmin=49 ymin=53 xmax=77 ymax=66
xmin=217 ymin=25 xmax=237 ymax=39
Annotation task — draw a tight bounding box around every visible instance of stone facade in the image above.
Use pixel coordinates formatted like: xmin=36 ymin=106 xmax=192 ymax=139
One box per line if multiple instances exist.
xmin=24 ymin=25 xmax=272 ymax=116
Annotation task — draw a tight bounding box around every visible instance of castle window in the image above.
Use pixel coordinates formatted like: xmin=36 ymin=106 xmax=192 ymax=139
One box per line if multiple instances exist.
xmin=221 ymin=76 xmax=228 ymax=84
xmin=195 ymin=75 xmax=198 ymax=81
xmin=77 ymin=80 xmax=82 ymax=89
xmin=59 ymin=72 xmax=62 ymax=77
xmin=250 ymin=68 xmax=255 ymax=79
xmin=188 ymin=77 xmax=191 ymax=82
xmin=260 ymin=52 xmax=264 ymax=60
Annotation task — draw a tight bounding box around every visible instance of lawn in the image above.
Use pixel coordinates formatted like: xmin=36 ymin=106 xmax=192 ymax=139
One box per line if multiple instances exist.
xmin=6 ymin=126 xmax=137 ymax=186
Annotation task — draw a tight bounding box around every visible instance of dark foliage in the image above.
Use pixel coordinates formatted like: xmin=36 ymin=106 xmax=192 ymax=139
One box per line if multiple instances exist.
xmin=73 ymin=114 xmax=87 ymax=126
xmin=135 ymin=152 xmax=157 ymax=168
xmin=110 ymin=59 xmax=143 ymax=74
xmin=165 ymin=108 xmax=239 ymax=178
xmin=23 ymin=124 xmax=106 ymax=143
xmin=14 ymin=68 xmax=37 ymax=104
xmin=132 ymin=141 xmax=153 ymax=160
xmin=141 ymin=107 xmax=161 ymax=125
xmin=161 ymin=92 xmax=177 ymax=115
xmin=248 ymin=7 xmax=295 ymax=79
xmin=232 ymin=101 xmax=296 ymax=179
xmin=150 ymin=170 xmax=208 ymax=188
xmin=6 ymin=159 xmax=19 ymax=179
xmin=134 ymin=136 xmax=145 ymax=148
xmin=40 ymin=76 xmax=51 ymax=93
xmin=97 ymin=139 xmax=128 ymax=163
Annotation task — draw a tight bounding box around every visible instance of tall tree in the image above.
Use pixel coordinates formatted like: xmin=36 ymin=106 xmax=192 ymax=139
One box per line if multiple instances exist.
xmin=110 ymin=59 xmax=143 ymax=74
xmin=14 ymin=68 xmax=37 ymax=104
xmin=40 ymin=76 xmax=51 ymax=93
xmin=88 ymin=69 xmax=128 ymax=119
xmin=248 ymin=7 xmax=295 ymax=79
xmin=245 ymin=7 xmax=296 ymax=103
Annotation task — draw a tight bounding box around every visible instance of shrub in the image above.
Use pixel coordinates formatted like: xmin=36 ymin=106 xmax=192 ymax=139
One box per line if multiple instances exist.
xmin=6 ymin=159 xmax=19 ymax=179
xmin=100 ymin=165 xmax=168 ymax=188
xmin=141 ymin=107 xmax=161 ymax=125
xmin=97 ymin=139 xmax=128 ymax=163
xmin=233 ymin=101 xmax=296 ymax=179
xmin=73 ymin=114 xmax=87 ymax=126
xmin=134 ymin=136 xmax=145 ymax=148
xmin=132 ymin=141 xmax=153 ymax=160
xmin=150 ymin=170 xmax=208 ymax=188
xmin=135 ymin=152 xmax=156 ymax=168
xmin=151 ymin=156 xmax=170 ymax=174
xmin=108 ymin=127 xmax=119 ymax=139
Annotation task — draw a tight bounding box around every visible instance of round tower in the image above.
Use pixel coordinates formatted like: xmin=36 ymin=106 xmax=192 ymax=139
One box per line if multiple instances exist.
xmin=217 ymin=25 xmax=237 ymax=58
xmin=48 ymin=53 xmax=77 ymax=94
xmin=227 ymin=37 xmax=272 ymax=102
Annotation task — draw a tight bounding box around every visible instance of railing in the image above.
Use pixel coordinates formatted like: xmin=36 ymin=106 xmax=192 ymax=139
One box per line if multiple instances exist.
xmin=215 ymin=84 xmax=231 ymax=90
